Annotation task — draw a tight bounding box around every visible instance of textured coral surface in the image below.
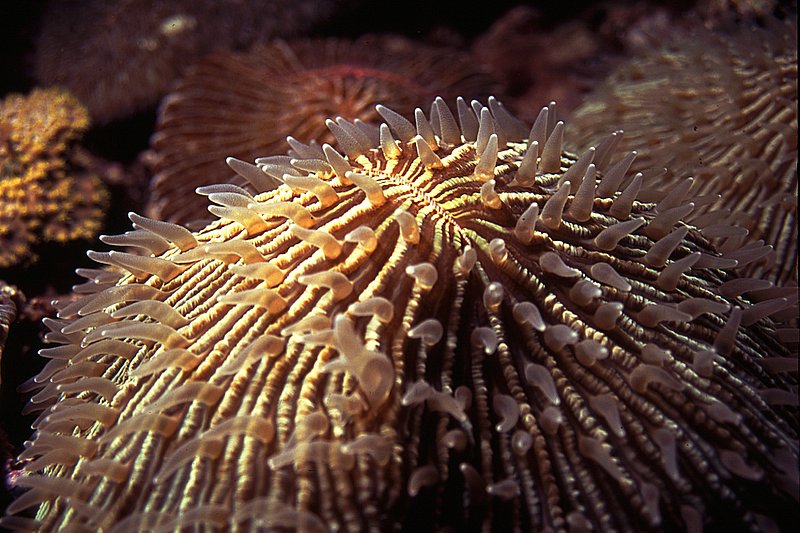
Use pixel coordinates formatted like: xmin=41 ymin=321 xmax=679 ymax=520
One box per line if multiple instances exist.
xmin=568 ymin=16 xmax=798 ymax=285
xmin=3 ymin=98 xmax=796 ymax=532
xmin=0 ymin=88 xmax=107 ymax=269
xmin=147 ymin=36 xmax=496 ymax=227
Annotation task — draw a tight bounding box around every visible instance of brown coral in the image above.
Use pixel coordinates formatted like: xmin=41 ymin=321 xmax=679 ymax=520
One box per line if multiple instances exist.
xmin=568 ymin=15 xmax=798 ymax=285
xmin=34 ymin=0 xmax=345 ymax=123
xmin=0 ymin=88 xmax=107 ymax=269
xmin=2 ymin=96 xmax=797 ymax=531
xmin=146 ymin=35 xmax=496 ymax=227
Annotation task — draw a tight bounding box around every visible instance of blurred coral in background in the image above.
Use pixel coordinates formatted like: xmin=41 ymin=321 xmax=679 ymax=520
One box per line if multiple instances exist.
xmin=568 ymin=15 xmax=798 ymax=284
xmin=146 ymin=35 xmax=496 ymax=225
xmin=34 ymin=0 xmax=348 ymax=122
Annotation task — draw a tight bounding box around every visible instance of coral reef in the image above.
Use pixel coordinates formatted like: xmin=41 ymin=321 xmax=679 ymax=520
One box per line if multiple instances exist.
xmin=34 ymin=0 xmax=346 ymax=122
xmin=567 ymin=15 xmax=798 ymax=284
xmin=2 ymin=97 xmax=796 ymax=531
xmin=146 ymin=35 xmax=496 ymax=226
xmin=0 ymin=88 xmax=107 ymax=269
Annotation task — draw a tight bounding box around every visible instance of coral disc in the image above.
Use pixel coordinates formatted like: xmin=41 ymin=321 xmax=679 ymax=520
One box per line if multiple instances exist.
xmin=3 ymin=97 xmax=797 ymax=532
xmin=146 ymin=36 xmax=496 ymax=226
xmin=568 ymin=15 xmax=798 ymax=285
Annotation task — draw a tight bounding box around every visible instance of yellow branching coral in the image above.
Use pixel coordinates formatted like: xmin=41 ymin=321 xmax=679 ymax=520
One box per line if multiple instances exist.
xmin=0 ymin=88 xmax=107 ymax=268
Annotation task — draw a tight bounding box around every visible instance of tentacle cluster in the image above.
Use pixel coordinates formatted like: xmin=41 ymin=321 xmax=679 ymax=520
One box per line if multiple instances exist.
xmin=2 ymin=96 xmax=797 ymax=532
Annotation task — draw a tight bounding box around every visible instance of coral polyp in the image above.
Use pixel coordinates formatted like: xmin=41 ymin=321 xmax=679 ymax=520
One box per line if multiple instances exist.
xmin=147 ymin=36 xmax=496 ymax=226
xmin=2 ymin=97 xmax=796 ymax=531
xmin=0 ymin=88 xmax=107 ymax=269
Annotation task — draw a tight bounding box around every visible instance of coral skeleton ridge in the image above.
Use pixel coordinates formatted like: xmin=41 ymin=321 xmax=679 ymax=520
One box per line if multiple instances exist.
xmin=1 ymin=96 xmax=797 ymax=531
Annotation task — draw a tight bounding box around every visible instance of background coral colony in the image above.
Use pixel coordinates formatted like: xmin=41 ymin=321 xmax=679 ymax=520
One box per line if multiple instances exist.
xmin=0 ymin=0 xmax=797 ymax=532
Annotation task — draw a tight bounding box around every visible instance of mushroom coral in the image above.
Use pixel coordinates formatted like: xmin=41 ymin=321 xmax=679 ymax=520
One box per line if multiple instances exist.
xmin=567 ymin=15 xmax=798 ymax=285
xmin=1 ymin=97 xmax=797 ymax=531
xmin=146 ymin=35 xmax=496 ymax=227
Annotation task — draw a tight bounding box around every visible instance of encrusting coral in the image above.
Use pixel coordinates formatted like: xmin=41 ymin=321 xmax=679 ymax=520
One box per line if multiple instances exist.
xmin=34 ymin=0 xmax=346 ymax=122
xmin=1 ymin=97 xmax=797 ymax=531
xmin=147 ymin=35 xmax=496 ymax=227
xmin=568 ymin=15 xmax=798 ymax=285
xmin=0 ymin=88 xmax=107 ymax=269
